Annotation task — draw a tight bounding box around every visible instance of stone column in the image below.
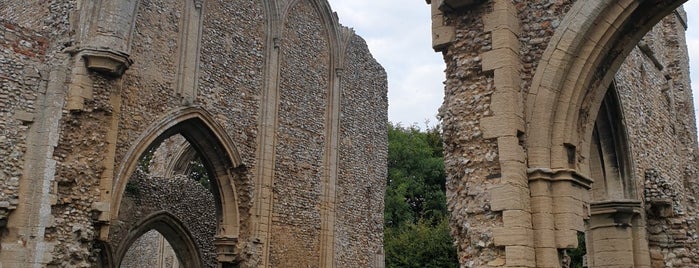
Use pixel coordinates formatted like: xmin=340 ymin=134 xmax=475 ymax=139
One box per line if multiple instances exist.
xmin=66 ymin=0 xmax=137 ymax=111
xmin=587 ymin=200 xmax=648 ymax=267
xmin=550 ymin=170 xmax=591 ymax=250
xmin=529 ymin=169 xmax=561 ymax=267
xmin=528 ymin=168 xmax=592 ymax=267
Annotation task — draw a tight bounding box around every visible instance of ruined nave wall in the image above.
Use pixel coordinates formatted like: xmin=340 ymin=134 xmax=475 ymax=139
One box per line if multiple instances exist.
xmin=0 ymin=0 xmax=388 ymax=267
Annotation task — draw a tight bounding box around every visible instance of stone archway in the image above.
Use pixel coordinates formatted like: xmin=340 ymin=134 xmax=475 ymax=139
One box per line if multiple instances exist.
xmin=110 ymin=107 xmax=244 ymax=265
xmin=583 ymin=83 xmax=648 ymax=267
xmin=524 ymin=2 xmax=687 ymax=266
xmin=525 ymin=0 xmax=688 ymax=169
xmin=115 ymin=211 xmax=204 ymax=268
xmin=429 ymin=0 xmax=696 ymax=266
xmin=165 ymin=141 xmax=199 ymax=178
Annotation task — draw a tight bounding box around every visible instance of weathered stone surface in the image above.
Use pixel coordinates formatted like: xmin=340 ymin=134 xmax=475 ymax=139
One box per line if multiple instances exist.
xmin=431 ymin=0 xmax=699 ymax=267
xmin=0 ymin=0 xmax=387 ymax=267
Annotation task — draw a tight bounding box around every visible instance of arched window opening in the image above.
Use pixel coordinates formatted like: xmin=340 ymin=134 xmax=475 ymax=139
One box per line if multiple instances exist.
xmin=581 ymin=82 xmax=646 ymax=267
xmin=111 ymin=108 xmax=244 ymax=267
xmin=117 ymin=133 xmax=220 ymax=267
xmin=114 ymin=212 xmax=206 ymax=268
xmin=121 ymin=229 xmax=182 ymax=268
xmin=133 ymin=134 xmax=212 ymax=191
xmin=589 ymin=84 xmax=635 ymax=201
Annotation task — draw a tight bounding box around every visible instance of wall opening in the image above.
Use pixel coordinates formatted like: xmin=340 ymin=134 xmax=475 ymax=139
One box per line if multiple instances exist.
xmin=111 ymin=108 xmax=245 ymax=266
xmin=121 ymin=229 xmax=182 ymax=268
xmin=114 ymin=211 xmax=206 ymax=268
xmin=589 ymin=83 xmax=635 ymax=201
xmin=585 ymin=82 xmax=645 ymax=267
xmin=137 ymin=134 xmax=212 ymax=191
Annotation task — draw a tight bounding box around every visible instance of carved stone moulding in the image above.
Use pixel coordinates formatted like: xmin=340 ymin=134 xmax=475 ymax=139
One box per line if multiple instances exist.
xmin=528 ymin=168 xmax=594 ymax=190
xmin=213 ymin=235 xmax=240 ymax=264
xmin=590 ymin=199 xmax=643 ymax=227
xmin=81 ymin=47 xmax=134 ymax=77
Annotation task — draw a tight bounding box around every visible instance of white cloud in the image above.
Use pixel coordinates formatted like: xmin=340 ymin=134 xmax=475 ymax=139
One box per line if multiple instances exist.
xmin=328 ymin=1 xmax=699 ymax=129
xmin=328 ymin=0 xmax=445 ymax=128
xmin=389 ymin=63 xmax=445 ymax=126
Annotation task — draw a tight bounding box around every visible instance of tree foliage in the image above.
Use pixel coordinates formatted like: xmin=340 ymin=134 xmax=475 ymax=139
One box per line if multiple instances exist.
xmin=189 ymin=156 xmax=212 ymax=191
xmin=384 ymin=122 xmax=458 ymax=268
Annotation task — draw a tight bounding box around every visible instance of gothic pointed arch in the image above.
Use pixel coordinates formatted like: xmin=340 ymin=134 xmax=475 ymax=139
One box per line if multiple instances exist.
xmin=92 ymin=240 xmax=115 ymax=268
xmin=589 ymin=83 xmax=635 ymax=201
xmin=112 ymin=107 xmax=243 ymax=239
xmin=522 ymin=1 xmax=688 ymax=266
xmin=114 ymin=211 xmax=204 ymax=268
xmin=579 ymin=81 xmax=649 ymax=267
xmin=525 ymin=0 xmax=687 ymax=169
xmin=165 ymin=141 xmax=199 ymax=177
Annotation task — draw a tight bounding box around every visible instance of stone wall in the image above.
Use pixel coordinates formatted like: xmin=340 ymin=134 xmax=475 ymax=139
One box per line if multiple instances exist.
xmin=0 ymin=1 xmax=75 ymax=265
xmin=430 ymin=0 xmax=699 ymax=267
xmin=0 ymin=19 xmax=46 ymax=226
xmin=436 ymin=1 xmax=509 ymax=265
xmin=514 ymin=0 xmax=573 ymax=110
xmin=0 ymin=0 xmax=387 ymax=267
xmin=121 ymin=229 xmax=179 ymax=268
xmin=268 ymin=1 xmax=329 ymax=266
xmin=614 ymin=12 xmax=699 ymax=267
xmin=114 ymin=172 xmax=216 ymax=267
xmin=336 ymin=33 xmax=388 ymax=267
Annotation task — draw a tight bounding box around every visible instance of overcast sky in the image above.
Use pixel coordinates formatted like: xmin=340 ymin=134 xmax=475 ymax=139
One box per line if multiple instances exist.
xmin=327 ymin=0 xmax=444 ymax=128
xmin=327 ymin=1 xmax=699 ymax=129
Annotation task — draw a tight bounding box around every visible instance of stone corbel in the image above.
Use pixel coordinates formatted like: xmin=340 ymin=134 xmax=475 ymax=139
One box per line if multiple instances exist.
xmin=63 ymin=46 xmax=133 ymax=111
xmin=213 ymin=235 xmax=241 ymax=264
xmin=90 ymin=201 xmax=111 ymax=223
xmin=647 ymin=198 xmax=673 ymax=218
xmin=90 ymin=201 xmax=111 ymax=241
xmin=590 ymin=200 xmax=642 ymax=228
xmin=80 ymin=47 xmax=133 ymax=77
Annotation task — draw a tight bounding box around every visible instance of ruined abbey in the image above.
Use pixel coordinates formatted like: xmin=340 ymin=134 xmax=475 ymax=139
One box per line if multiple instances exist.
xmin=0 ymin=0 xmax=387 ymax=267
xmin=3 ymin=0 xmax=699 ymax=267
xmin=430 ymin=0 xmax=699 ymax=267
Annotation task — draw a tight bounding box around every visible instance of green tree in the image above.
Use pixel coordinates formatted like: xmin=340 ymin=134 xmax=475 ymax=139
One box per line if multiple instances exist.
xmin=384 ymin=122 xmax=458 ymax=268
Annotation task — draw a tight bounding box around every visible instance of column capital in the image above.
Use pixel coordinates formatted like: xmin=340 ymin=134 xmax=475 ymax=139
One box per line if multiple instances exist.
xmin=589 ymin=200 xmax=642 ymax=228
xmin=527 ymin=168 xmax=593 ymax=189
